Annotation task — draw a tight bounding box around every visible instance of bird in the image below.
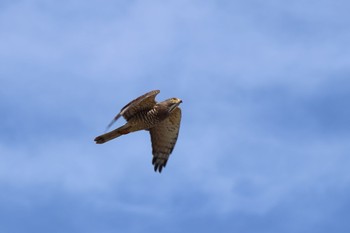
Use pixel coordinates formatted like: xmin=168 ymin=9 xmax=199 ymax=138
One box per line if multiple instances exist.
xmin=94 ymin=90 xmax=182 ymax=173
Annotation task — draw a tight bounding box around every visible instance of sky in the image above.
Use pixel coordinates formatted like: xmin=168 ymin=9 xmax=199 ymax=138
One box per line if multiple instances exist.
xmin=1 ymin=0 xmax=350 ymax=232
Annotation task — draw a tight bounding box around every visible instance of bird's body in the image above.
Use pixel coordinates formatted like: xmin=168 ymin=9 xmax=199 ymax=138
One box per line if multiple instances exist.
xmin=94 ymin=90 xmax=182 ymax=173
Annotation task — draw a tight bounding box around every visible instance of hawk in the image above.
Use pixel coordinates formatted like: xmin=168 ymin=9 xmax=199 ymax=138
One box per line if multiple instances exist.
xmin=94 ymin=90 xmax=182 ymax=173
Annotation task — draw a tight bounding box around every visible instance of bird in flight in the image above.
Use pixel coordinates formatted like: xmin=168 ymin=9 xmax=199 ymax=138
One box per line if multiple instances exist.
xmin=94 ymin=90 xmax=182 ymax=173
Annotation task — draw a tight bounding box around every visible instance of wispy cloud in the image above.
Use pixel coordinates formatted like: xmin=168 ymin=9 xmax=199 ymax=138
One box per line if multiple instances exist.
xmin=1 ymin=0 xmax=350 ymax=232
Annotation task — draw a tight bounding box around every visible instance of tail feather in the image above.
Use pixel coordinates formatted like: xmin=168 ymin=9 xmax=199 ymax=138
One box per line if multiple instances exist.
xmin=94 ymin=125 xmax=131 ymax=144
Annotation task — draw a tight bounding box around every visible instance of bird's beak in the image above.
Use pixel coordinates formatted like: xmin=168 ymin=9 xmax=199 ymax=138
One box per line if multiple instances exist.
xmin=176 ymin=99 xmax=182 ymax=107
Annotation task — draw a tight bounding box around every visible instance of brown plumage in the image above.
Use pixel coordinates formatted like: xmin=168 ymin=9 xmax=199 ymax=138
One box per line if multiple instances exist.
xmin=94 ymin=90 xmax=182 ymax=173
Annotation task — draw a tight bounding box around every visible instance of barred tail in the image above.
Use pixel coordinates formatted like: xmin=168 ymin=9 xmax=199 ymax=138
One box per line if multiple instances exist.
xmin=94 ymin=125 xmax=131 ymax=144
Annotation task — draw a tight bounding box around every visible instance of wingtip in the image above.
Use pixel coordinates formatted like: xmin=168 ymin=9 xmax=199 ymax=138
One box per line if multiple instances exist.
xmin=106 ymin=114 xmax=121 ymax=131
xmin=153 ymin=164 xmax=164 ymax=173
xmin=152 ymin=157 xmax=167 ymax=173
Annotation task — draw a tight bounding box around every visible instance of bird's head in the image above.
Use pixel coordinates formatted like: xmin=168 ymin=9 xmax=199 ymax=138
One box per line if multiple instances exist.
xmin=163 ymin=98 xmax=182 ymax=113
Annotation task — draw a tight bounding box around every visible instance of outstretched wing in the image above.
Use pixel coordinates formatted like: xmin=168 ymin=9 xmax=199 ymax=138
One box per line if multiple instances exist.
xmin=149 ymin=107 xmax=181 ymax=173
xmin=107 ymin=90 xmax=160 ymax=129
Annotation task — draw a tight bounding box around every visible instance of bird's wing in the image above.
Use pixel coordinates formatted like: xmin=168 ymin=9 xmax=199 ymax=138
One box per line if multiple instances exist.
xmin=149 ymin=107 xmax=181 ymax=173
xmin=107 ymin=90 xmax=160 ymax=130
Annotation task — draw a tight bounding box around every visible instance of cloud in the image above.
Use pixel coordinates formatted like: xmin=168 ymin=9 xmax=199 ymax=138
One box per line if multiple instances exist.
xmin=1 ymin=0 xmax=350 ymax=232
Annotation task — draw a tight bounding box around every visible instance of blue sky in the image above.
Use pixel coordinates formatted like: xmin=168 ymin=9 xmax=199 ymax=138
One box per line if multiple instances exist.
xmin=1 ymin=0 xmax=350 ymax=232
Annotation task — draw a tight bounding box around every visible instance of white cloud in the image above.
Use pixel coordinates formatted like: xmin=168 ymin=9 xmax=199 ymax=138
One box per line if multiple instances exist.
xmin=1 ymin=0 xmax=350 ymax=232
